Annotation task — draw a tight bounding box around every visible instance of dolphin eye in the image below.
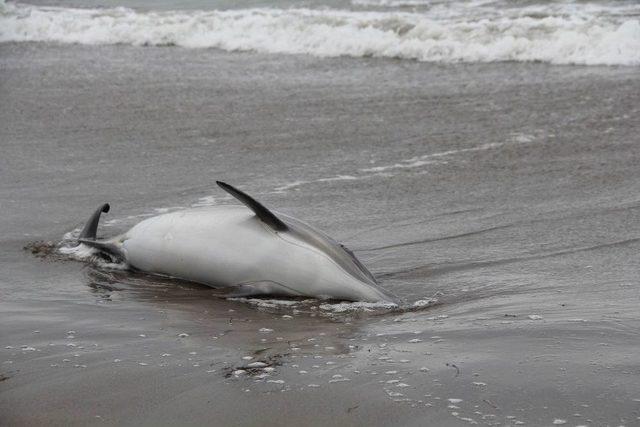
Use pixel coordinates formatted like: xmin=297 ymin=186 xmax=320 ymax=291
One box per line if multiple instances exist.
xmin=338 ymin=243 xmax=353 ymax=256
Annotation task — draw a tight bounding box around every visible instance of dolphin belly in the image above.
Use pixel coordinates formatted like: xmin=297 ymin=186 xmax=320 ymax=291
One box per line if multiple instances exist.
xmin=122 ymin=206 xmax=278 ymax=288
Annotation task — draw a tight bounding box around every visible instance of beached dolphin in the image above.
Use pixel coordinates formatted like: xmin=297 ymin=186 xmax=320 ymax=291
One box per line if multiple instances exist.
xmin=77 ymin=181 xmax=397 ymax=303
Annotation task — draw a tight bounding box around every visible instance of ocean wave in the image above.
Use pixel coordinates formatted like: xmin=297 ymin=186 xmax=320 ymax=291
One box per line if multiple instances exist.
xmin=1 ymin=2 xmax=639 ymax=65
xmin=352 ymin=0 xmax=434 ymax=7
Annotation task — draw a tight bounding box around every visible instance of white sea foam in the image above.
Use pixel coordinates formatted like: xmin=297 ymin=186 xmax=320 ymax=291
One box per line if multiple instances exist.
xmin=273 ymin=137 xmax=528 ymax=193
xmin=1 ymin=2 xmax=638 ymax=65
xmin=228 ymin=297 xmax=398 ymax=312
xmin=274 ymin=174 xmax=378 ymax=193
xmin=360 ymin=142 xmax=504 ymax=173
xmin=58 ymin=227 xmax=127 ymax=268
xmin=318 ymin=301 xmax=398 ymax=312
xmin=352 ymin=0 xmax=434 ymax=7
xmin=58 ymin=242 xmax=98 ymax=259
xmin=227 ymin=298 xmax=303 ymax=308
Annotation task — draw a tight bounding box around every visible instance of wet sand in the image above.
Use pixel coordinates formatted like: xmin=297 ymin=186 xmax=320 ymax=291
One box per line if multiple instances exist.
xmin=1 ymin=43 xmax=640 ymax=426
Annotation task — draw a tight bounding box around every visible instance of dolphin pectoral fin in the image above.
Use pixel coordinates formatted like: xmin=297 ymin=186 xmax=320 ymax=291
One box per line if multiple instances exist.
xmin=226 ymin=281 xmax=302 ymax=298
xmin=216 ymin=181 xmax=288 ymax=232
xmin=79 ymin=203 xmax=110 ymax=240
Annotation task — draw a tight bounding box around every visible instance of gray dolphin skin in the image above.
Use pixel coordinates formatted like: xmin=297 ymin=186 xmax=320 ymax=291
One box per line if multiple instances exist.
xmin=77 ymin=182 xmax=397 ymax=303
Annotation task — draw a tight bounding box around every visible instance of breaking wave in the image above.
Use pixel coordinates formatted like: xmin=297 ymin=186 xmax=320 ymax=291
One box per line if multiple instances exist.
xmin=1 ymin=1 xmax=639 ymax=65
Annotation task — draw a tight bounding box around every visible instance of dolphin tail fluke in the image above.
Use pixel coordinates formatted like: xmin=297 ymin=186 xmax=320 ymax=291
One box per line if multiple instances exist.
xmin=79 ymin=203 xmax=110 ymax=240
xmin=77 ymin=204 xmax=125 ymax=260
xmin=78 ymin=237 xmax=124 ymax=261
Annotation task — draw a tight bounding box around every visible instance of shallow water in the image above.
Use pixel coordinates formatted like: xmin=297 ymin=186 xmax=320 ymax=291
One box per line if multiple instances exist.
xmin=1 ymin=40 xmax=640 ymax=425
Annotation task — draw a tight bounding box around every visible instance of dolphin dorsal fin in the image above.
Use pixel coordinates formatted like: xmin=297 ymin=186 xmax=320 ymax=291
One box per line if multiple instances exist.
xmin=216 ymin=181 xmax=288 ymax=232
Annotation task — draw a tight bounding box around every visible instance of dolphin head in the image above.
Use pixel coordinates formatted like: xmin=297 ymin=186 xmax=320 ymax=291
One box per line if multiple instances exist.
xmin=214 ymin=181 xmax=398 ymax=303
xmin=281 ymin=214 xmax=399 ymax=304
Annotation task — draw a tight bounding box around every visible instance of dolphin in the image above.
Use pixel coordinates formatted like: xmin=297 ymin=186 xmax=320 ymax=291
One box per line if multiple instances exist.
xmin=76 ymin=181 xmax=397 ymax=303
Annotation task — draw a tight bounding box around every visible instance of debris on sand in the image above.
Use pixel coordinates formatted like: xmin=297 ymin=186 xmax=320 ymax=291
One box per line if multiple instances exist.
xmin=224 ymin=353 xmax=287 ymax=378
xmin=23 ymin=241 xmax=56 ymax=258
